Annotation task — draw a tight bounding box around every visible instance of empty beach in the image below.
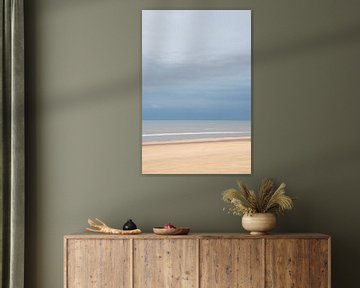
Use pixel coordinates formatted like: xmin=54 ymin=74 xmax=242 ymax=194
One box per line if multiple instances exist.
xmin=142 ymin=138 xmax=251 ymax=174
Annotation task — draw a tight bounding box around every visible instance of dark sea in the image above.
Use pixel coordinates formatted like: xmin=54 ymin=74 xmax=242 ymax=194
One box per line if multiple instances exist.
xmin=142 ymin=120 xmax=251 ymax=143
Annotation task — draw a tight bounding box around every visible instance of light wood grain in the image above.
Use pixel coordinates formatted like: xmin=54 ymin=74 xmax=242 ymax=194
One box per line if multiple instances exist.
xmin=200 ymin=239 xmax=264 ymax=288
xmin=66 ymin=239 xmax=131 ymax=288
xmin=265 ymin=239 xmax=310 ymax=288
xmin=64 ymin=233 xmax=331 ymax=288
xmin=133 ymin=239 xmax=197 ymax=288
xmin=65 ymin=233 xmax=330 ymax=240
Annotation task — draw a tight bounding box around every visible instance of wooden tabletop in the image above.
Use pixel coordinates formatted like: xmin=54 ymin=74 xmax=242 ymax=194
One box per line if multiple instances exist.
xmin=65 ymin=232 xmax=330 ymax=240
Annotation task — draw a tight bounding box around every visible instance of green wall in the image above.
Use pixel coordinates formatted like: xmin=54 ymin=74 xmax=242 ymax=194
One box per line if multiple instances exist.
xmin=25 ymin=0 xmax=360 ymax=287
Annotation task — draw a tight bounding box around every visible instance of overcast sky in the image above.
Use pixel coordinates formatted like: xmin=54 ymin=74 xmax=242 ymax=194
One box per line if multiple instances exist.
xmin=142 ymin=10 xmax=251 ymax=120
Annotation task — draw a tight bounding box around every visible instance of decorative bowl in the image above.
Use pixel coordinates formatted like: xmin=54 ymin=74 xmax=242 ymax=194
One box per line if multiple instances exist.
xmin=153 ymin=227 xmax=190 ymax=235
xmin=242 ymin=213 xmax=276 ymax=235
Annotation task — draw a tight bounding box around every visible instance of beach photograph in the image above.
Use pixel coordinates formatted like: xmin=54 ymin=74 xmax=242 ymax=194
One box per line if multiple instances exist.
xmin=142 ymin=10 xmax=251 ymax=174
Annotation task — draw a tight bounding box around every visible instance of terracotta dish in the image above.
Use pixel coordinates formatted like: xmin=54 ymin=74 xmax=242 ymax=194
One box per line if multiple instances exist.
xmin=153 ymin=227 xmax=190 ymax=235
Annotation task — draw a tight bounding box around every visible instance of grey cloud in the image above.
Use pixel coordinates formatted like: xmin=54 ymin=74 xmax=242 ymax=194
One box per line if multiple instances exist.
xmin=142 ymin=53 xmax=250 ymax=92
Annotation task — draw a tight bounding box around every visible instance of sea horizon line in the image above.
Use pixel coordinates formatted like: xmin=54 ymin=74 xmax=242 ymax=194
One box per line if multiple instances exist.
xmin=142 ymin=136 xmax=251 ymax=146
xmin=143 ymin=131 xmax=251 ymax=137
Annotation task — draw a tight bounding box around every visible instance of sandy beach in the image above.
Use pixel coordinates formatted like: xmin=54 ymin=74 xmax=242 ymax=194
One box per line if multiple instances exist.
xmin=142 ymin=138 xmax=251 ymax=174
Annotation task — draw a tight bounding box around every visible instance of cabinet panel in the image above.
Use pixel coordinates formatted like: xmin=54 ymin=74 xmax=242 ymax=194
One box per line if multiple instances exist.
xmin=65 ymin=234 xmax=330 ymax=288
xmin=134 ymin=239 xmax=198 ymax=288
xmin=200 ymin=239 xmax=264 ymax=288
xmin=310 ymin=239 xmax=330 ymax=288
xmin=66 ymin=239 xmax=131 ymax=288
xmin=265 ymin=239 xmax=310 ymax=288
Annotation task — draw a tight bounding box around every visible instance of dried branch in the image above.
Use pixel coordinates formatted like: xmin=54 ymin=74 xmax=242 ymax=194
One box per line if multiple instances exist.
xmin=86 ymin=218 xmax=142 ymax=235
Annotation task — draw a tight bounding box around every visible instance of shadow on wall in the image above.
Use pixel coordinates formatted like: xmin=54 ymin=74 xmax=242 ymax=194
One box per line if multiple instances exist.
xmin=43 ymin=75 xmax=139 ymax=112
xmin=41 ymin=23 xmax=360 ymax=112
xmin=256 ymin=23 xmax=360 ymax=63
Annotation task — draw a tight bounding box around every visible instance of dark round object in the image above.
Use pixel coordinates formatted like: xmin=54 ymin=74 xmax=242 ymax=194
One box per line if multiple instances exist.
xmin=123 ymin=219 xmax=137 ymax=230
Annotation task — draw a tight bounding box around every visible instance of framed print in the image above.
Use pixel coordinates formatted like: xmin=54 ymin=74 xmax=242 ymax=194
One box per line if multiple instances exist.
xmin=142 ymin=10 xmax=251 ymax=174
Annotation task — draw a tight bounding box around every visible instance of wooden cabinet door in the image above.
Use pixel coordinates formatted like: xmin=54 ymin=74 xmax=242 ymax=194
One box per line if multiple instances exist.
xmin=266 ymin=239 xmax=309 ymax=288
xmin=134 ymin=239 xmax=198 ymax=288
xmin=309 ymin=239 xmax=330 ymax=288
xmin=66 ymin=239 xmax=131 ymax=288
xmin=200 ymin=239 xmax=264 ymax=288
xmin=265 ymin=239 xmax=329 ymax=288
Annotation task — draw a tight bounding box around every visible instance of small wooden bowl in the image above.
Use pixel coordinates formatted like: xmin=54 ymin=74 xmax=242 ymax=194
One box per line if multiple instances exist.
xmin=153 ymin=227 xmax=190 ymax=235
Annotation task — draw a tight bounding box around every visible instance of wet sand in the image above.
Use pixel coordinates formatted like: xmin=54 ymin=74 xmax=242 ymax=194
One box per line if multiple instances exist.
xmin=142 ymin=138 xmax=251 ymax=174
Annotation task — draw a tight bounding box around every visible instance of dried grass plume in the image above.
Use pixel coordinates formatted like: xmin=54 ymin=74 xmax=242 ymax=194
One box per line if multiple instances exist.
xmin=222 ymin=179 xmax=295 ymax=216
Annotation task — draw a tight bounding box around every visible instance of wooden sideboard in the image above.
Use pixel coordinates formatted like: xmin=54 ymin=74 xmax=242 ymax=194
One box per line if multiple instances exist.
xmin=64 ymin=233 xmax=330 ymax=288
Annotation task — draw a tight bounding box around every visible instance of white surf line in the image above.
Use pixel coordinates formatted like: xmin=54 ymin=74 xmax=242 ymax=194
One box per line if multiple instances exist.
xmin=142 ymin=131 xmax=251 ymax=137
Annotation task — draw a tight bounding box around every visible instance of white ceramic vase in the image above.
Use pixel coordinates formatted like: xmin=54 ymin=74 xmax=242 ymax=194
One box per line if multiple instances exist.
xmin=242 ymin=213 xmax=276 ymax=235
